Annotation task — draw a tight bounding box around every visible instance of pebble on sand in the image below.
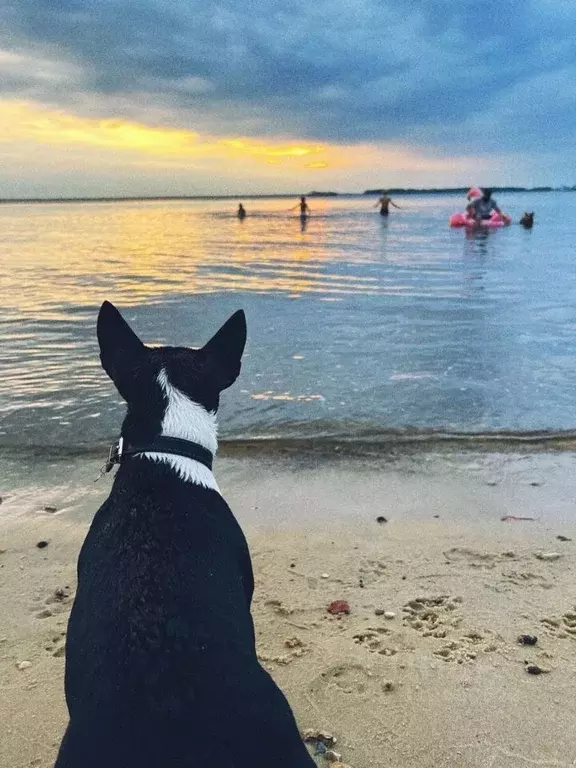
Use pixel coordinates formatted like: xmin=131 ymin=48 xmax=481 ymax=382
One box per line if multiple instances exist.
xmin=384 ymin=611 xmax=396 ymax=620
xmin=518 ymin=635 xmax=538 ymax=646
xmin=525 ymin=663 xmax=550 ymax=675
xmin=36 ymin=541 xmax=49 ymax=549
xmin=284 ymin=637 xmax=304 ymax=649
xmin=325 ymin=749 xmax=343 ymax=762
xmin=535 ymin=552 xmax=562 ymax=562
xmin=376 ymin=516 xmax=388 ymax=524
xmin=327 ymin=600 xmax=350 ymax=615
xmin=16 ymin=661 xmax=32 ymax=670
xmin=43 ymin=506 xmax=58 ymax=513
xmin=302 ymin=729 xmax=337 ymax=747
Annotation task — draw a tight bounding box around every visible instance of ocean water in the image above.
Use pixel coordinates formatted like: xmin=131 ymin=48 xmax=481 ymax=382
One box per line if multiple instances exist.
xmin=1 ymin=192 xmax=576 ymax=455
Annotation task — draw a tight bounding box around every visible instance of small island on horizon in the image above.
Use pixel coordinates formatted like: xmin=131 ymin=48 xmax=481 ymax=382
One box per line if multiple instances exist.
xmin=363 ymin=185 xmax=568 ymax=195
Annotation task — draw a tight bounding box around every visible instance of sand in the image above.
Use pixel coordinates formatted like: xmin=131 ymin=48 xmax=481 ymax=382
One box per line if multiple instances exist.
xmin=2 ymin=452 xmax=576 ymax=768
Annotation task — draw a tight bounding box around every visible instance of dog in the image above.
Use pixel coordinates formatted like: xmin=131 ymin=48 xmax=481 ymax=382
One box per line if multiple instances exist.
xmin=55 ymin=301 xmax=315 ymax=768
xmin=519 ymin=212 xmax=535 ymax=229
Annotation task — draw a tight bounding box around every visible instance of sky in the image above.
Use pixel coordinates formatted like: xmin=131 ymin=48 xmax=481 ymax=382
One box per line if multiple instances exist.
xmin=1 ymin=0 xmax=575 ymax=197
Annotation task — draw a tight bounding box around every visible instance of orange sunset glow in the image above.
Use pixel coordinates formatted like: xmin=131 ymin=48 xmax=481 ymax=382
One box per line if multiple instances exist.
xmin=0 ymin=100 xmax=486 ymax=196
xmin=0 ymin=101 xmax=336 ymax=167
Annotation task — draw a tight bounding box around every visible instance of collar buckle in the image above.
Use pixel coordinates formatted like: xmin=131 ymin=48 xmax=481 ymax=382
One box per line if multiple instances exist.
xmin=105 ymin=436 xmax=123 ymax=473
xmin=95 ymin=437 xmax=123 ymax=482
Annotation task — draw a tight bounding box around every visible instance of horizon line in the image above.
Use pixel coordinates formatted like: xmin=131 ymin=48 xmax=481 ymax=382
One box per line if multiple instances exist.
xmin=1 ymin=185 xmax=574 ymax=205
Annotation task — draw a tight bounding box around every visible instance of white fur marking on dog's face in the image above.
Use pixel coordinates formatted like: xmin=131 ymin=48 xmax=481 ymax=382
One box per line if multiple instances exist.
xmin=157 ymin=368 xmax=218 ymax=454
xmin=139 ymin=368 xmax=220 ymax=492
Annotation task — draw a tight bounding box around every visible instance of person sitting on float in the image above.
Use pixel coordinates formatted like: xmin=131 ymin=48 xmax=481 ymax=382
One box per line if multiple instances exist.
xmin=468 ymin=188 xmax=503 ymax=222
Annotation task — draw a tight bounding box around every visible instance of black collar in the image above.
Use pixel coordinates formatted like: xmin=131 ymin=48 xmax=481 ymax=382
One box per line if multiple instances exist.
xmin=103 ymin=436 xmax=214 ymax=475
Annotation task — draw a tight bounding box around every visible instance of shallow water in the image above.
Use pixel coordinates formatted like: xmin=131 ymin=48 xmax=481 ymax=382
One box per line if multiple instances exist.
xmin=1 ymin=192 xmax=576 ymax=453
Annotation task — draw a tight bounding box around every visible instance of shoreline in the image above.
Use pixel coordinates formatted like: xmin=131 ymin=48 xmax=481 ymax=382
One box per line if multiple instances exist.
xmin=2 ymin=450 xmax=576 ymax=527
xmin=2 ymin=454 xmax=576 ymax=767
xmin=5 ymin=427 xmax=576 ymax=464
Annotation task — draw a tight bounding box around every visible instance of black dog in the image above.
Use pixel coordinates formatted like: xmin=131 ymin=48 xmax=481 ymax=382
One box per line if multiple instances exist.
xmin=55 ymin=301 xmax=315 ymax=768
xmin=519 ymin=212 xmax=535 ymax=229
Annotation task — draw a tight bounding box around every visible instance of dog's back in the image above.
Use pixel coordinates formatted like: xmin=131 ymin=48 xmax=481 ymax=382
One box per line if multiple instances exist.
xmin=55 ymin=303 xmax=314 ymax=767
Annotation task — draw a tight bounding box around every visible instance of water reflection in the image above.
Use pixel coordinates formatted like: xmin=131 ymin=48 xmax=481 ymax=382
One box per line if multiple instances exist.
xmin=1 ymin=199 xmax=400 ymax=315
xmin=2 ymin=193 xmax=576 ymax=448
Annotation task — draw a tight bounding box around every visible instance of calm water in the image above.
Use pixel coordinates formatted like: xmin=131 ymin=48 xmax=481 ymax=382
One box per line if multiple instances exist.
xmin=1 ymin=193 xmax=576 ymax=454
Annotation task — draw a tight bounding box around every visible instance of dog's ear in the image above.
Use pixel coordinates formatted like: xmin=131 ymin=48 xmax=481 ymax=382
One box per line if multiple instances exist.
xmin=202 ymin=310 xmax=247 ymax=391
xmin=97 ymin=301 xmax=147 ymax=388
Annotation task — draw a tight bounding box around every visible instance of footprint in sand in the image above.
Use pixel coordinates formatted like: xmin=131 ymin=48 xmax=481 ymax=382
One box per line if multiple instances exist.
xmin=309 ymin=662 xmax=379 ymax=698
xmin=357 ymin=559 xmax=388 ymax=587
xmin=261 ymin=598 xmax=298 ymax=618
xmin=541 ymin=608 xmax=576 ymax=639
xmin=443 ymin=547 xmax=517 ymax=569
xmin=433 ymin=631 xmax=500 ymax=664
xmin=402 ymin=595 xmax=463 ymax=637
xmin=32 ymin=586 xmax=73 ymax=620
xmin=352 ymin=627 xmax=391 ymax=654
xmin=352 ymin=626 xmax=414 ymax=658
xmin=44 ymin=631 xmax=67 ymax=658
xmin=501 ymin=569 xmax=552 ymax=589
xmin=35 ymin=608 xmax=54 ymax=619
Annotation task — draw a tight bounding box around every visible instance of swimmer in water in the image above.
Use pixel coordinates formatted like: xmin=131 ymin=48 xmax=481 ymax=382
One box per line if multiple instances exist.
xmin=290 ymin=196 xmax=311 ymax=217
xmin=374 ymin=192 xmax=402 ymax=216
xmin=237 ymin=203 xmax=246 ymax=219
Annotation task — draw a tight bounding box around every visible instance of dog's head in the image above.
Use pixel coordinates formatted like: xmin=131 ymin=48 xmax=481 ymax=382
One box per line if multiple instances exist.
xmin=520 ymin=212 xmax=535 ymax=227
xmin=97 ymin=301 xmax=246 ymax=439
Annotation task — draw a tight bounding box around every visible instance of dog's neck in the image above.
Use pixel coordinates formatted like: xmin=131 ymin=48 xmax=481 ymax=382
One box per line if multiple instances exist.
xmin=136 ymin=368 xmax=220 ymax=492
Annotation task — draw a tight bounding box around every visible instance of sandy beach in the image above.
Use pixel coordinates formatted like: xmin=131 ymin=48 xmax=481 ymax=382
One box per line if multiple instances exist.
xmin=2 ymin=452 xmax=576 ymax=768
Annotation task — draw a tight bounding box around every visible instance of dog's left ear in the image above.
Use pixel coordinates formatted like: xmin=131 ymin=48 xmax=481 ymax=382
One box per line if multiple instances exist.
xmin=97 ymin=301 xmax=147 ymax=388
xmin=202 ymin=310 xmax=247 ymax=391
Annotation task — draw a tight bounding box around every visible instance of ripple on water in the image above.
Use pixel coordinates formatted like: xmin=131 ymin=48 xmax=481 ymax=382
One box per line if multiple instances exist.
xmin=1 ymin=193 xmax=576 ymax=451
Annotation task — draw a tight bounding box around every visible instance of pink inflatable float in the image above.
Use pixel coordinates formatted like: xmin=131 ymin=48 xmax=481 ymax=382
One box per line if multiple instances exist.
xmin=450 ymin=212 xmax=512 ymax=229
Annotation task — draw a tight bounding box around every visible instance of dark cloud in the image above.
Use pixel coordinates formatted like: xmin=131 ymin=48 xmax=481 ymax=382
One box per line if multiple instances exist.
xmin=1 ymin=0 xmax=575 ymax=152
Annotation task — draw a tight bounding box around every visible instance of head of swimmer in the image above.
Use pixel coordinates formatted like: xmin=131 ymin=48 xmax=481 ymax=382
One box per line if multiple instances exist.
xmin=481 ymin=188 xmax=493 ymax=201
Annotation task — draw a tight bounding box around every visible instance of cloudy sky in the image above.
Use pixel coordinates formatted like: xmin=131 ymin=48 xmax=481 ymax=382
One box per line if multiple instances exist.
xmin=1 ymin=0 xmax=575 ymax=196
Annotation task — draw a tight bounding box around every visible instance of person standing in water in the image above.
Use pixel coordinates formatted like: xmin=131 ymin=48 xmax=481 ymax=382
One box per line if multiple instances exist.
xmin=290 ymin=196 xmax=311 ymax=217
xmin=374 ymin=191 xmax=402 ymax=216
xmin=237 ymin=203 xmax=246 ymax=219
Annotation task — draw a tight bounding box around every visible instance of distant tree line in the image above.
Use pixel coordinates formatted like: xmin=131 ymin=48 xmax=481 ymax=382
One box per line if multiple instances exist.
xmin=363 ymin=186 xmax=573 ymax=195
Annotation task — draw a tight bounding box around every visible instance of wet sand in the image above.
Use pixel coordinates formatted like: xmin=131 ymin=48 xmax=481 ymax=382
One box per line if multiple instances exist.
xmin=2 ymin=454 xmax=576 ymax=768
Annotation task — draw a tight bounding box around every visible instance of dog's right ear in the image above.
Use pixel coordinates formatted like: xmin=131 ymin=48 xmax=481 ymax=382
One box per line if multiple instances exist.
xmin=202 ymin=310 xmax=247 ymax=392
xmin=97 ymin=301 xmax=146 ymax=389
